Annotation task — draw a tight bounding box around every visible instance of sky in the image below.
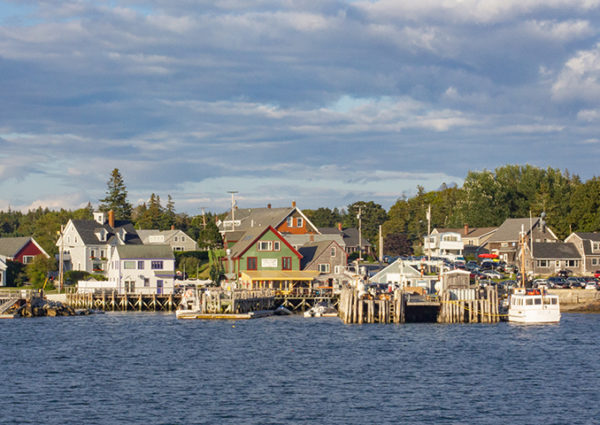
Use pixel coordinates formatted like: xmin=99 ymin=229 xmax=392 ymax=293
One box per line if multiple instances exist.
xmin=2 ymin=0 xmax=600 ymax=215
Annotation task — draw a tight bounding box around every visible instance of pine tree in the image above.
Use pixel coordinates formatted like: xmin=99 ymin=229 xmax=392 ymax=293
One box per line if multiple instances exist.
xmin=99 ymin=169 xmax=133 ymax=220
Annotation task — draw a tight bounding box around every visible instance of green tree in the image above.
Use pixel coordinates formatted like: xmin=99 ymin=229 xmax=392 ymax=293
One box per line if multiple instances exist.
xmin=99 ymin=168 xmax=132 ymax=220
xmin=25 ymin=256 xmax=57 ymax=287
xmin=303 ymin=207 xmax=342 ymax=227
xmin=344 ymin=201 xmax=388 ymax=245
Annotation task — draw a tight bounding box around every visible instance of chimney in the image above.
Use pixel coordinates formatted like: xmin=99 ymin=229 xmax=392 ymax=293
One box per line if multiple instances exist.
xmin=292 ymin=200 xmax=296 ymax=208
xmin=108 ymin=210 xmax=115 ymax=228
xmin=337 ymin=222 xmax=342 ymax=232
xmin=267 ymin=203 xmax=271 ymax=209
xmin=171 ymin=225 xmax=175 ymax=230
xmin=464 ymin=224 xmax=469 ymax=236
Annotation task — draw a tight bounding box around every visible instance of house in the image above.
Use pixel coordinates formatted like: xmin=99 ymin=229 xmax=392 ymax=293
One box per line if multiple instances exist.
xmin=284 ymin=233 xmax=346 ymax=251
xmin=370 ymin=259 xmax=434 ymax=290
xmin=564 ymin=232 xmax=600 ymax=275
xmin=298 ymin=240 xmax=347 ymax=284
xmin=0 ymin=236 xmax=50 ymax=264
xmin=431 ymin=225 xmax=497 ymax=257
xmin=0 ymin=256 xmax=6 ymax=286
xmin=225 ymin=225 xmax=319 ymax=291
xmin=423 ymin=231 xmax=464 ymax=260
xmin=522 ymin=242 xmax=582 ymax=276
xmin=218 ymin=201 xmax=320 ymax=247
xmin=106 ymin=245 xmax=175 ymax=295
xmin=486 ymin=217 xmax=558 ymax=265
xmin=319 ymin=224 xmax=372 ymax=257
xmin=136 ymin=229 xmax=198 ymax=252
xmin=56 ymin=210 xmax=142 ymax=275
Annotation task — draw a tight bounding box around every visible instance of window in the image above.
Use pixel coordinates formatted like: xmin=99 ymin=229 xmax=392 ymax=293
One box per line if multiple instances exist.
xmin=144 ymin=278 xmax=150 ymax=287
xmin=174 ymin=247 xmax=184 ymax=251
xmin=247 ymin=257 xmax=257 ymax=270
xmin=174 ymin=236 xmax=178 ymax=242
xmin=125 ymin=281 xmax=135 ymax=293
xmin=282 ymin=257 xmax=292 ymax=270
xmin=124 ymin=261 xmax=136 ymax=269
xmin=593 ymin=242 xmax=600 ymax=251
xmin=334 ymin=265 xmax=344 ymax=274
xmin=318 ymin=264 xmax=330 ymax=273
xmin=273 ymin=241 xmax=280 ymax=251
xmin=501 ymin=242 xmax=508 ymax=247
xmin=537 ymin=260 xmax=548 ymax=267
xmin=567 ymin=260 xmax=578 ymax=267
xmin=138 ymin=260 xmax=145 ymax=269
xmin=287 ymin=217 xmax=294 ymax=227
xmin=90 ymin=250 xmax=96 ymax=258
xmin=331 ymin=247 xmax=336 ymax=257
xmin=593 ymin=258 xmax=598 ymax=266
xmin=23 ymin=255 xmax=35 ymax=264
xmin=297 ymin=217 xmax=303 ymax=228
xmin=151 ymin=261 xmax=163 ymax=270
xmin=258 ymin=241 xmax=272 ymax=251
xmin=100 ymin=250 xmax=105 ymax=258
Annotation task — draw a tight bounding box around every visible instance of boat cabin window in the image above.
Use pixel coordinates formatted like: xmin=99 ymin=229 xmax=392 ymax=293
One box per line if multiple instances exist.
xmin=534 ymin=298 xmax=541 ymax=305
xmin=551 ymin=298 xmax=557 ymax=305
xmin=526 ymin=298 xmax=533 ymax=305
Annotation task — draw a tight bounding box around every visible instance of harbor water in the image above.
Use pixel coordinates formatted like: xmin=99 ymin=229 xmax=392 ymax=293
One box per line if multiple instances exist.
xmin=1 ymin=313 xmax=599 ymax=424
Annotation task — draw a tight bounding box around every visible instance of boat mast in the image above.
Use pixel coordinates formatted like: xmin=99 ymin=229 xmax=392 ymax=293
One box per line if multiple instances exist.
xmin=520 ymin=224 xmax=526 ymax=288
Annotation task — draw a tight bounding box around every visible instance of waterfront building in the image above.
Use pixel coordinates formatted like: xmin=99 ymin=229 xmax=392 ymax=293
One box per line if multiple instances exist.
xmin=423 ymin=231 xmax=464 ymax=261
xmin=564 ymin=232 xmax=600 ymax=274
xmin=106 ymin=245 xmax=175 ymax=295
xmin=0 ymin=256 xmax=6 ymax=286
xmin=487 ymin=217 xmax=558 ymax=265
xmin=429 ymin=225 xmax=497 ymax=257
xmin=319 ymin=224 xmax=372 ymax=257
xmin=521 ymin=242 xmax=582 ymax=276
xmin=56 ymin=210 xmax=142 ymax=275
xmin=0 ymin=236 xmax=50 ymax=264
xmin=298 ymin=239 xmax=347 ymax=286
xmin=136 ymin=229 xmax=198 ymax=252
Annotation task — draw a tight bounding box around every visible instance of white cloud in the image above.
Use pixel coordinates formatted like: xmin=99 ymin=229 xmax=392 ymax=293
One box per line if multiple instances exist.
xmin=552 ymin=44 xmax=600 ymax=102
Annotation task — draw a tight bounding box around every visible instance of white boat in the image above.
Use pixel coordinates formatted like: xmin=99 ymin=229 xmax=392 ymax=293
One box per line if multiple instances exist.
xmin=508 ymin=288 xmax=561 ymax=323
xmin=508 ymin=223 xmax=560 ymax=324
xmin=304 ymin=302 xmax=338 ymax=318
xmin=176 ymin=287 xmax=202 ymax=319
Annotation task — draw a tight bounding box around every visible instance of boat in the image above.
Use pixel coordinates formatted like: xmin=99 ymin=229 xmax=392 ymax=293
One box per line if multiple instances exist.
xmin=508 ymin=225 xmax=561 ymax=324
xmin=304 ymin=302 xmax=338 ymax=318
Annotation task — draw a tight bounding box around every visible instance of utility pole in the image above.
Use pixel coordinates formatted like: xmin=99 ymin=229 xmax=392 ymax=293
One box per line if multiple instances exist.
xmin=227 ymin=191 xmax=238 ymax=232
xmin=426 ymin=204 xmax=431 ymax=272
xmin=378 ymin=224 xmax=383 ymax=263
xmin=58 ymin=225 xmax=64 ymax=292
xmin=358 ymin=206 xmax=362 ymax=261
xmin=200 ymin=207 xmax=207 ymax=229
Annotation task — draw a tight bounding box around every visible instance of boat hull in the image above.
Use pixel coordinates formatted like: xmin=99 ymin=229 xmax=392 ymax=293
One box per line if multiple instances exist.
xmin=508 ymin=307 xmax=561 ymax=323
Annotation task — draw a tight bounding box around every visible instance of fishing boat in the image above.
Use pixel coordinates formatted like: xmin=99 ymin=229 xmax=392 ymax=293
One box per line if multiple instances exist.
xmin=508 ymin=225 xmax=560 ymax=324
xmin=304 ymin=302 xmax=338 ymax=318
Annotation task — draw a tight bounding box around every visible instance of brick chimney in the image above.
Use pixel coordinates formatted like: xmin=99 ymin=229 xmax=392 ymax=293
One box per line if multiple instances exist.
xmin=464 ymin=224 xmax=469 ymax=235
xmin=108 ymin=210 xmax=115 ymax=228
xmin=292 ymin=200 xmax=296 ymax=208
xmin=171 ymin=225 xmax=175 ymax=230
xmin=267 ymin=203 xmax=271 ymax=209
xmin=337 ymin=222 xmax=342 ymax=232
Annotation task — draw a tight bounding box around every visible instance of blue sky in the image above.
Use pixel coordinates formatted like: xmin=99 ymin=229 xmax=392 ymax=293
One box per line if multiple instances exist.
xmin=2 ymin=0 xmax=600 ymax=214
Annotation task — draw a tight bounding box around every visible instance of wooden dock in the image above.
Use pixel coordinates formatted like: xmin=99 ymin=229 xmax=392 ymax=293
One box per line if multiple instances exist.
xmin=338 ymin=286 xmax=501 ymax=324
xmin=65 ymin=292 xmax=181 ymax=312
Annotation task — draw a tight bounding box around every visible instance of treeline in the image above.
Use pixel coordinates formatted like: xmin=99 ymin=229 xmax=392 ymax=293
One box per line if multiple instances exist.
xmin=1 ymin=165 xmax=598 ymax=259
xmin=303 ymin=165 xmax=599 ymax=256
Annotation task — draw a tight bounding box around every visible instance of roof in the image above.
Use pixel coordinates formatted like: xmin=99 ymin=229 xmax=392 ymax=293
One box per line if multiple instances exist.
xmin=488 ymin=218 xmax=540 ymax=243
xmin=573 ymin=232 xmax=600 ymax=242
xmin=229 ymin=226 xmax=302 ymax=260
xmin=434 ymin=227 xmax=497 ymax=238
xmin=0 ymin=237 xmax=32 ymax=257
xmin=532 ymin=242 xmax=581 ymax=259
xmin=240 ymin=270 xmax=320 ymax=282
xmin=115 ymin=245 xmax=174 ymax=259
xmin=319 ymin=227 xmax=371 ymax=247
xmin=298 ymin=240 xmax=339 ymax=269
xmin=219 ymin=206 xmax=320 ymax=234
xmin=284 ymin=234 xmax=345 ymax=248
xmin=136 ymin=229 xmax=194 ymax=244
xmin=370 ymin=259 xmax=422 ymax=283
xmin=70 ymin=219 xmax=142 ymax=245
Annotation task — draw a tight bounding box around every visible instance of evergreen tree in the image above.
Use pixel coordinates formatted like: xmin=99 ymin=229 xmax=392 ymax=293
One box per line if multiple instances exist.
xmin=99 ymin=168 xmax=132 ymax=220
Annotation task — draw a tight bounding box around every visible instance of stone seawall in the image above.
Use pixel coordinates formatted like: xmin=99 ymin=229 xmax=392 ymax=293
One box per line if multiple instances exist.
xmin=548 ymin=289 xmax=600 ymax=311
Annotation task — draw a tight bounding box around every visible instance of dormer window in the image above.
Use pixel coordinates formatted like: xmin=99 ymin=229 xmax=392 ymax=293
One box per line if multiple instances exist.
xmin=593 ymin=242 xmax=600 ymax=252
xmin=95 ymin=228 xmax=107 ymax=242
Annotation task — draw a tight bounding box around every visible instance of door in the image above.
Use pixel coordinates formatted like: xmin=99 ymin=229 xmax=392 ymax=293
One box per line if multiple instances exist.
xmin=157 ymin=280 xmax=163 ymax=295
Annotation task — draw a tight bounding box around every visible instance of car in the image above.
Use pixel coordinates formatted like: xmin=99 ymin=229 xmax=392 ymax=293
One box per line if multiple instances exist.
xmin=557 ymin=269 xmax=572 ymax=278
xmin=482 ymin=270 xmax=504 ymax=279
xmin=533 ymin=278 xmax=550 ymax=289
xmin=595 ymin=270 xmax=600 ymax=279
xmin=548 ymin=276 xmax=568 ymax=288
xmin=584 ymin=282 xmax=598 ymax=290
xmin=566 ymin=277 xmax=583 ymax=288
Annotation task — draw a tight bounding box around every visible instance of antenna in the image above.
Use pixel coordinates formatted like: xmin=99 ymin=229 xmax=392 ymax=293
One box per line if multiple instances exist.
xmin=200 ymin=207 xmax=207 ymax=229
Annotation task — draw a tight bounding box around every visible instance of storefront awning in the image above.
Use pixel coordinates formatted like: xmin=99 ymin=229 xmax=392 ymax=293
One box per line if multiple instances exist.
xmin=240 ymin=270 xmax=320 ymax=282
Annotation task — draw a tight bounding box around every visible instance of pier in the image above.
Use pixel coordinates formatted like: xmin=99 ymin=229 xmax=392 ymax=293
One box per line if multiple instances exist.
xmin=65 ymin=291 xmax=181 ymax=312
xmin=338 ymin=286 xmax=500 ymax=324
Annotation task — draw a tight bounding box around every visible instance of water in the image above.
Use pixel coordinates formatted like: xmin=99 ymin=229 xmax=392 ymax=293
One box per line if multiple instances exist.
xmin=1 ymin=313 xmax=599 ymax=425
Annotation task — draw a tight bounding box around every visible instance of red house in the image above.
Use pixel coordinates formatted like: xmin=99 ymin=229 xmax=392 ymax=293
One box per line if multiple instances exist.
xmin=0 ymin=237 xmax=50 ymax=264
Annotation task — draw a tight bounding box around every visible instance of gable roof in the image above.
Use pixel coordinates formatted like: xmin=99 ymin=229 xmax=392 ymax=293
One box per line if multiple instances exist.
xmin=115 ymin=245 xmax=174 ymax=259
xmin=531 ymin=242 xmax=580 ymax=259
xmin=284 ymin=233 xmax=346 ymax=248
xmin=229 ymin=226 xmax=302 ymax=260
xmin=136 ymin=229 xmax=194 ymax=244
xmin=488 ymin=218 xmax=557 ymax=243
xmin=434 ymin=227 xmax=497 ymax=239
xmin=220 ymin=206 xmax=320 ymax=234
xmin=70 ymin=219 xmax=142 ymax=245
xmin=0 ymin=237 xmax=49 ymax=258
xmin=319 ymin=227 xmax=371 ymax=247
xmin=572 ymin=232 xmax=600 ymax=242
xmin=298 ymin=240 xmax=342 ymax=269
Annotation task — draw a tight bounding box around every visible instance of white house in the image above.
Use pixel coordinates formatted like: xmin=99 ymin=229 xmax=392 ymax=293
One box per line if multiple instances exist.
xmin=136 ymin=229 xmax=198 ymax=252
xmin=107 ymin=245 xmax=175 ymax=295
xmin=423 ymin=231 xmax=464 ymax=260
xmin=56 ymin=211 xmax=143 ymax=275
xmin=0 ymin=255 xmax=7 ymax=286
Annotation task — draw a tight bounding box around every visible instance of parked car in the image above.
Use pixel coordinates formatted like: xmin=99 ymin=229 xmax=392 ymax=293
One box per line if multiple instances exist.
xmin=595 ymin=270 xmax=600 ymax=279
xmin=566 ymin=277 xmax=583 ymax=288
xmin=533 ymin=278 xmax=550 ymax=289
xmin=548 ymin=276 xmax=568 ymax=288
xmin=482 ymin=270 xmax=504 ymax=279
xmin=557 ymin=269 xmax=572 ymax=278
